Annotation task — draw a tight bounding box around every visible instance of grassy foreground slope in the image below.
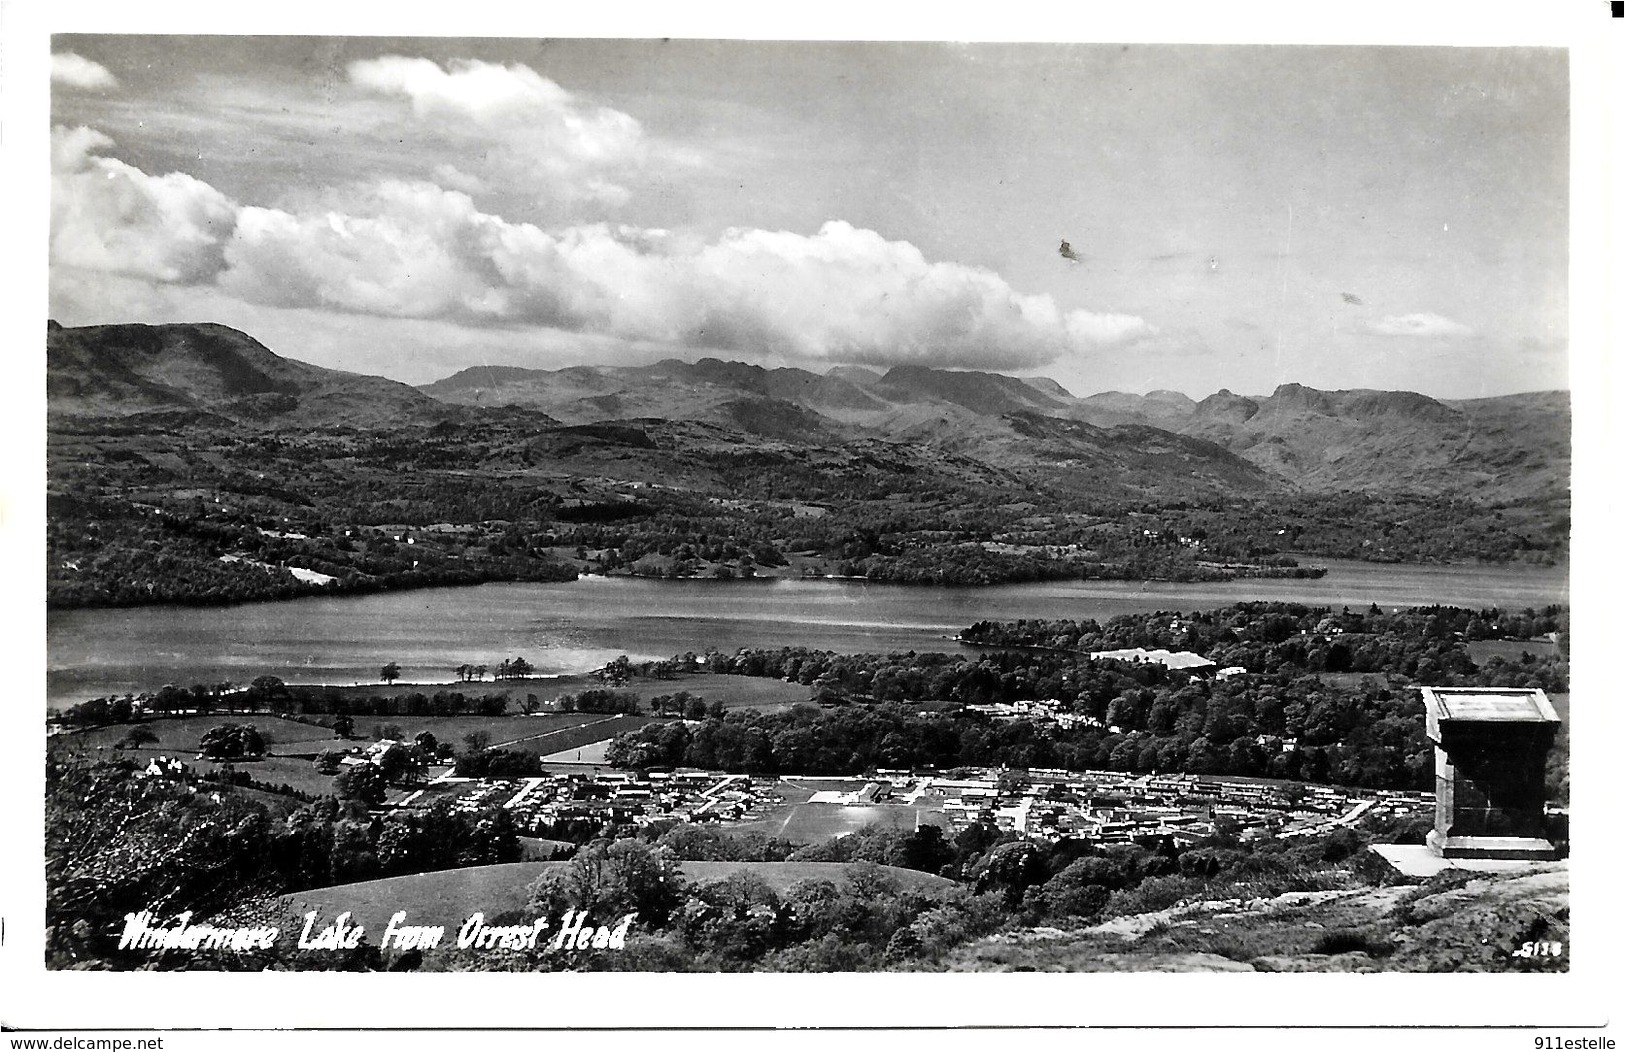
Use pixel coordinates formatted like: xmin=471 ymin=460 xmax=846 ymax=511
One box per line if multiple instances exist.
xmin=934 ymin=865 xmax=1569 ymax=973
xmin=279 ymin=859 xmax=954 ymax=938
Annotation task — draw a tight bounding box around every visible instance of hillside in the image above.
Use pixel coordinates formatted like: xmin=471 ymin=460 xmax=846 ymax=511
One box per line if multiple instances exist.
xmin=936 ymin=864 xmax=1568 ymax=973
xmin=48 ymin=321 xmax=456 ymax=429
xmin=419 ymin=357 xmax=1274 ymax=497
xmin=44 ymin=320 xmax=1569 ymax=607
xmin=269 ymin=855 xmax=1564 ymax=972
xmin=422 ymin=358 xmax=887 ymax=422
xmin=419 ymin=356 xmax=1567 ymax=502
xmin=275 ymin=859 xmax=955 ymax=941
xmin=1072 ymin=382 xmax=1569 ymax=502
xmin=46 ymin=323 xmax=1272 ymax=503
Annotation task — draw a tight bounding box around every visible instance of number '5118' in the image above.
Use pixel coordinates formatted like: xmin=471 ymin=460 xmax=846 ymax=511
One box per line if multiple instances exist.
xmin=1512 ymin=941 xmax=1563 ymax=958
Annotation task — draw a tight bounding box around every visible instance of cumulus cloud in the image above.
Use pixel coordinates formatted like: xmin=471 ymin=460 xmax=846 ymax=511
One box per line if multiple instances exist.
xmin=348 ymin=56 xmax=645 ymax=208
xmin=50 ymin=130 xmax=1147 ymax=369
xmin=51 ymin=126 xmax=238 ymax=283
xmin=51 ymin=52 xmax=118 ymax=90
xmin=1363 ymin=312 xmax=1472 ymax=337
xmin=210 ymin=181 xmax=1148 ymax=368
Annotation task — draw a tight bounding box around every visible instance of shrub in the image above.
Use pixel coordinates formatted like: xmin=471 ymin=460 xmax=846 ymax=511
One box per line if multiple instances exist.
xmin=1312 ymin=927 xmax=1395 ymax=957
xmin=1103 ymin=874 xmax=1210 ymax=918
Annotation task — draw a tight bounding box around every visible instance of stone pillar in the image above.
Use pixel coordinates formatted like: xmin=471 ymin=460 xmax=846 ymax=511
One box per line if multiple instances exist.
xmin=1421 ymin=687 xmax=1560 ymax=860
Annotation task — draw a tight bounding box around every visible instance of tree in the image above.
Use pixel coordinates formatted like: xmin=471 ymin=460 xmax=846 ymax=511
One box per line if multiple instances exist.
xmin=972 ymin=841 xmax=1043 ymax=908
xmin=380 ymin=662 xmax=402 ymax=686
xmin=248 ymin=675 xmax=289 ymax=707
xmin=599 ymin=655 xmax=632 ymax=687
xmin=526 ymin=838 xmax=685 ymax=926
xmin=375 ymin=743 xmax=418 ymax=784
xmin=334 ymin=763 xmax=388 ymax=805
xmin=197 ymin=724 xmax=266 ymax=760
xmin=463 ymin=731 xmax=492 ymax=755
xmin=117 ymin=727 xmax=159 ymax=751
xmin=333 ymin=715 xmax=355 ymax=739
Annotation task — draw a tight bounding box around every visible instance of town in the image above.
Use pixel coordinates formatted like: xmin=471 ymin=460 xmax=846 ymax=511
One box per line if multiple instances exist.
xmin=345 ymin=746 xmax=1436 ymax=849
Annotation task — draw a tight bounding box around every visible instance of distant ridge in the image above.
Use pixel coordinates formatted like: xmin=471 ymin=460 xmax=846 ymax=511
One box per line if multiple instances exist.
xmin=45 ymin=320 xmax=1566 ymax=503
xmin=417 ymin=355 xmax=1567 ymax=501
xmin=47 ymin=321 xmax=460 ymax=428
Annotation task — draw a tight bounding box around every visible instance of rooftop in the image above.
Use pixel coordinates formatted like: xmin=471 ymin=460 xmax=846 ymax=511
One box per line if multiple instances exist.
xmin=1089 ymin=647 xmax=1215 ymax=670
xmin=1420 ymin=686 xmax=1560 ymax=733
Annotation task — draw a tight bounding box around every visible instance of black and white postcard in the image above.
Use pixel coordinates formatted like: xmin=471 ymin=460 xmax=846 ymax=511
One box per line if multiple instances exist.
xmin=3 ymin=1 xmax=1619 ymax=1041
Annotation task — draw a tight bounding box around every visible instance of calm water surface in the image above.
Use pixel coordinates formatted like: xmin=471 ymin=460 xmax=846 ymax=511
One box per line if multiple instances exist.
xmin=47 ymin=558 xmax=1568 ymax=710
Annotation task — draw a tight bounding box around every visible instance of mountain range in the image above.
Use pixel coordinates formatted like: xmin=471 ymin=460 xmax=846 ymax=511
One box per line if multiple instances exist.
xmin=48 ymin=321 xmax=1568 ymax=504
xmin=422 ymin=356 xmax=1569 ymax=503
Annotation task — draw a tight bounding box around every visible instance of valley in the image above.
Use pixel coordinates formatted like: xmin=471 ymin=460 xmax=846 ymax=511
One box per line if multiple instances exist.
xmin=45 ymin=322 xmax=1569 ymax=610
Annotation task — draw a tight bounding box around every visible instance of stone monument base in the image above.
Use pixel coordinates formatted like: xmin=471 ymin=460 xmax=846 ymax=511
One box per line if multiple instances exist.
xmin=1426 ymin=830 xmax=1559 ymax=860
xmin=1370 ymin=844 xmax=1562 ymax=879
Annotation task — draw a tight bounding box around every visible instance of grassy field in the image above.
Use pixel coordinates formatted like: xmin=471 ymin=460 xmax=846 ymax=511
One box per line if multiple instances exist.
xmin=300 ymin=672 xmax=810 ymax=715
xmin=541 ymin=738 xmax=614 ymax=764
xmin=53 ymin=673 xmax=803 ymax=760
xmin=62 ymin=743 xmax=343 ymax=799
xmin=195 ymin=755 xmax=344 ymax=797
xmin=334 ymin=714 xmax=616 ymax=749
xmin=499 ymin=714 xmax=658 ymax=756
xmin=1464 ymin=638 xmax=1560 ymax=664
xmin=276 ymin=859 xmax=955 ymax=940
xmin=653 ymin=673 xmax=811 ymax=713
xmin=279 ymin=862 xmax=560 ymax=936
xmin=722 ymin=779 xmax=948 ymax=842
xmin=55 ymin=715 xmax=338 ymax=755
xmin=51 ymin=708 xmax=670 ymax=809
xmin=517 ymin=836 xmax=575 ymax=860
xmin=218 ymin=782 xmax=310 ymax=819
xmin=52 ymin=716 xmax=347 ymax=799
xmin=56 ymin=711 xmax=655 ymax=757
xmin=726 ymin=803 xmax=947 ymax=842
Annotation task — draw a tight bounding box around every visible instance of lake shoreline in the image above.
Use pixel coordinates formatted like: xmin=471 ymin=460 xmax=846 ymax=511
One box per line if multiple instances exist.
xmin=47 ymin=558 xmax=1569 ymax=712
xmin=46 ymin=548 xmax=1575 ymax=616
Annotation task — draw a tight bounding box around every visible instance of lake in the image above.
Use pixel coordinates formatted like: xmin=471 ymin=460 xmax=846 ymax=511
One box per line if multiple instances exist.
xmin=46 ymin=557 xmax=1568 ymax=710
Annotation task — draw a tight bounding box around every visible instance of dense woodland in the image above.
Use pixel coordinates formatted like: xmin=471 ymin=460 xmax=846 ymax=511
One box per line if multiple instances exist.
xmin=606 ymin=602 xmax=1568 ymax=793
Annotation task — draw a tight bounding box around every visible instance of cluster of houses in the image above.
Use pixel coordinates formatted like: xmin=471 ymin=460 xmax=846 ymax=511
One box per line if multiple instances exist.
xmin=878 ymin=767 xmax=1433 ymax=847
xmin=961 ymin=693 xmax=1268 ymax=733
xmin=335 ymin=738 xmax=409 ymax=769
xmin=379 ymin=752 xmax=1434 ymax=848
xmin=139 ymin=755 xmax=191 ymax=780
xmin=396 ymin=769 xmax=781 ymax=834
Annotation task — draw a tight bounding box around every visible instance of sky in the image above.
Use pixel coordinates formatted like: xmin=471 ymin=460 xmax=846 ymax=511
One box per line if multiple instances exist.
xmin=46 ymin=37 xmax=1569 ymax=398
